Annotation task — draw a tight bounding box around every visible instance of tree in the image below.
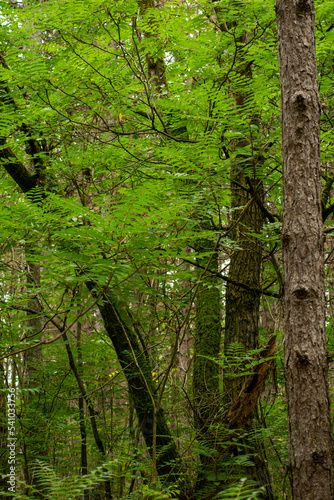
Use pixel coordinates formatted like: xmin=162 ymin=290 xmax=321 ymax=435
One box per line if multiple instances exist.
xmin=276 ymin=0 xmax=334 ymax=498
xmin=0 ymin=0 xmax=333 ymax=498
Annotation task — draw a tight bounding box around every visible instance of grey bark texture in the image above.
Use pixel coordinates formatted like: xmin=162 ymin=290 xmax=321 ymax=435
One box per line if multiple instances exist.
xmin=276 ymin=0 xmax=334 ymax=498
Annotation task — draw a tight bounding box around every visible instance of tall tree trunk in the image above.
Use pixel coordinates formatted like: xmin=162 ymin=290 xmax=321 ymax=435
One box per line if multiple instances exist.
xmin=23 ymin=254 xmax=50 ymax=498
xmin=193 ymin=233 xmax=222 ymax=497
xmin=193 ymin=242 xmax=221 ymax=427
xmin=224 ymin=174 xmax=263 ymax=403
xmin=276 ymin=0 xmax=334 ymax=498
xmin=76 ymin=315 xmax=89 ymax=500
xmin=224 ymin=166 xmax=273 ymax=498
xmin=221 ymin=25 xmax=274 ymax=498
xmin=138 ymin=3 xmax=221 ymax=493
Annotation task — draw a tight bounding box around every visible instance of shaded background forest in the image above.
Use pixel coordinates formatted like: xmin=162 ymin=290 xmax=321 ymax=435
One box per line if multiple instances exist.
xmin=0 ymin=0 xmax=334 ymax=498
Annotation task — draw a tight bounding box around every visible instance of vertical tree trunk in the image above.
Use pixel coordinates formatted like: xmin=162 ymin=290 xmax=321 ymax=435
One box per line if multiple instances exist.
xmin=224 ymin=174 xmax=263 ymax=404
xmin=221 ymin=22 xmax=274 ymax=498
xmin=224 ymin=168 xmax=274 ymax=498
xmin=23 ymin=254 xmax=50 ymax=498
xmin=76 ymin=315 xmax=89 ymax=500
xmin=193 ymin=243 xmax=221 ymax=430
xmin=276 ymin=0 xmax=334 ymax=498
xmin=193 ymin=234 xmax=222 ymax=497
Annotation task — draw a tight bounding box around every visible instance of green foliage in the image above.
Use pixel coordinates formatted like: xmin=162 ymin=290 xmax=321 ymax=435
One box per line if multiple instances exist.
xmin=214 ymin=478 xmax=265 ymax=499
xmin=2 ymin=458 xmax=181 ymax=499
xmin=0 ymin=0 xmax=332 ymax=498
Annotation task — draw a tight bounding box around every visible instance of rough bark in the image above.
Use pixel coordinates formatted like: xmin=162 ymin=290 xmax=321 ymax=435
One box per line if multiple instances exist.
xmin=276 ymin=0 xmax=334 ymax=498
xmin=224 ymin=174 xmax=263 ymax=404
xmin=223 ymin=175 xmax=273 ymax=498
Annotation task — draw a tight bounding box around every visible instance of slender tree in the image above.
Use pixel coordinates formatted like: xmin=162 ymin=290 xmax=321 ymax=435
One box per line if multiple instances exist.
xmin=276 ymin=0 xmax=334 ymax=497
xmin=22 ymin=254 xmax=49 ymax=498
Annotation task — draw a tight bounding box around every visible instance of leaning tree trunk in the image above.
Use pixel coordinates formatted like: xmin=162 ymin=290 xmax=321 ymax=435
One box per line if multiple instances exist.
xmin=0 ymin=30 xmax=186 ymax=496
xmin=85 ymin=283 xmax=184 ymax=487
xmin=276 ymin=0 xmax=334 ymax=498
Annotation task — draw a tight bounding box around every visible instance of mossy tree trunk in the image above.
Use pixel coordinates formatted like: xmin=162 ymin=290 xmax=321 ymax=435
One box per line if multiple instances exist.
xmin=223 ymin=166 xmax=274 ymax=498
xmin=193 ymin=233 xmax=222 ymax=498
